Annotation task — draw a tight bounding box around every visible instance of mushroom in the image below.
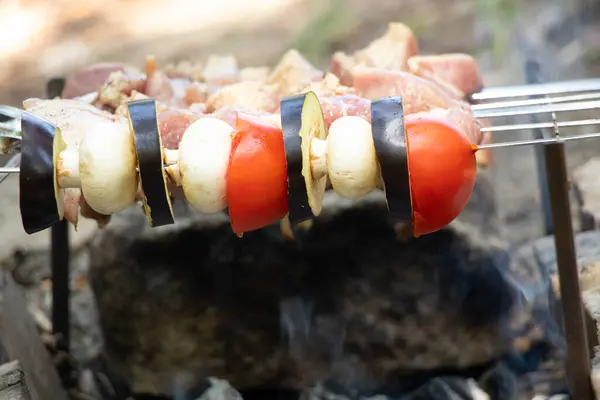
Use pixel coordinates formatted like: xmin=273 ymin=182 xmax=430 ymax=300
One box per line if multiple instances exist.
xmin=177 ymin=117 xmax=233 ymax=213
xmin=78 ymin=120 xmax=138 ymax=215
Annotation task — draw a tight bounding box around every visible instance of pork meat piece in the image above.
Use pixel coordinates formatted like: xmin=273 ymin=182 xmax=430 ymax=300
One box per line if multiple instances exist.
xmin=188 ymin=103 xmax=207 ymax=115
xmin=295 ymin=74 xmax=365 ymax=129
xmin=114 ymin=91 xmax=151 ymax=117
xmin=330 ymin=51 xmax=356 ymax=86
xmin=446 ymin=105 xmax=483 ymax=145
xmin=114 ymin=89 xmax=204 ymax=150
xmin=302 ymin=73 xmax=356 ymax=97
xmin=206 ymin=81 xmax=280 ymax=113
xmin=212 ymin=106 xmax=281 ymax=128
xmin=203 ymin=54 xmax=240 ymax=86
xmin=163 ymin=60 xmax=204 ymax=81
xmin=407 ymin=108 xmax=482 ymax=145
xmin=239 ymin=66 xmax=270 ymax=82
xmin=267 ymin=49 xmax=324 ymax=96
xmin=354 ymin=22 xmax=419 ymax=70
xmin=408 ymin=54 xmax=484 ymax=98
xmin=330 ymin=22 xmax=418 ymax=86
xmin=352 ymin=66 xmax=453 ymax=114
xmin=62 ymin=62 xmax=127 ymax=99
xmin=147 ymin=75 xmax=192 ymax=105
xmin=145 ymin=56 xmax=192 ymax=105
xmin=319 ymin=94 xmax=371 ymax=130
xmin=97 ymin=67 xmax=146 ymax=109
xmin=158 ymin=110 xmax=201 ymax=149
xmin=183 ymin=82 xmax=210 ymax=105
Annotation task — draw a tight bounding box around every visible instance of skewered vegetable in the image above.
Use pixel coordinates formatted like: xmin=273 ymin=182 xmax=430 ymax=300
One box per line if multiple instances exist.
xmin=127 ymin=98 xmax=175 ymax=227
xmin=19 ymin=112 xmax=64 ymax=234
xmin=325 ymin=116 xmax=379 ymax=199
xmin=78 ymin=119 xmax=138 ymax=214
xmin=2 ymin=18 xmax=497 ymax=241
xmin=13 ymin=91 xmax=480 ymax=238
xmin=281 ymin=92 xmax=328 ymax=224
xmin=405 ymin=114 xmax=476 ymax=236
xmin=227 ymin=113 xmax=288 ymax=235
xmin=371 ymin=97 xmax=413 ymax=226
xmin=178 ymin=116 xmax=233 ymax=213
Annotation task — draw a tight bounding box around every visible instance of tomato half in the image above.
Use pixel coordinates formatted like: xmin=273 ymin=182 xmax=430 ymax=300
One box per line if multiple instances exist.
xmin=227 ymin=113 xmax=288 ymax=235
xmin=406 ymin=115 xmax=477 ymax=236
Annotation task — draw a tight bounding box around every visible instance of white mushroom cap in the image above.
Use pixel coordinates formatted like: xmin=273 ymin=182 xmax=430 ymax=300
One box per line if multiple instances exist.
xmin=78 ymin=120 xmax=138 ymax=214
xmin=178 ymin=117 xmax=233 ymax=213
xmin=326 ymin=116 xmax=379 ymax=199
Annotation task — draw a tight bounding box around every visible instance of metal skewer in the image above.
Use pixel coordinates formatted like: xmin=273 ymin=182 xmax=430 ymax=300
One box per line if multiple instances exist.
xmin=473 ymin=98 xmax=600 ymax=119
xmin=0 ymin=167 xmax=20 ymax=174
xmin=1 ymin=77 xmax=600 ymax=176
xmin=471 ymin=77 xmax=600 ymax=100
xmin=0 ymin=154 xmax=21 ymax=184
xmin=471 ymin=92 xmax=600 ymax=111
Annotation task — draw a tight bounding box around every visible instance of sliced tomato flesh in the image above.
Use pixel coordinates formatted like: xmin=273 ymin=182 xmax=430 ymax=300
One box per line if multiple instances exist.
xmin=227 ymin=113 xmax=288 ymax=235
xmin=405 ymin=115 xmax=477 ymax=237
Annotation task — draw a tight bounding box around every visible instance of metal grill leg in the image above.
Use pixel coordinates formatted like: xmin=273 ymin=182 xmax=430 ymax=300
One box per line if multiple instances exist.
xmin=50 ymin=221 xmax=70 ymax=382
xmin=544 ymin=141 xmax=593 ymax=400
xmin=525 ymin=60 xmax=553 ymax=235
xmin=46 ymin=78 xmax=71 ymax=386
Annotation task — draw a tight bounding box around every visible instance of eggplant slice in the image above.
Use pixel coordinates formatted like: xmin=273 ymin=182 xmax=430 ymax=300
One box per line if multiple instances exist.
xmin=126 ymin=98 xmax=174 ymax=227
xmin=280 ymin=91 xmax=327 ymax=224
xmin=19 ymin=112 xmax=65 ymax=234
xmin=370 ymin=97 xmax=413 ymax=228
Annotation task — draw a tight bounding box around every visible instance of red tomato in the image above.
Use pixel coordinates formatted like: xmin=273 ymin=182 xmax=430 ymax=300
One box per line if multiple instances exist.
xmin=227 ymin=114 xmax=288 ymax=235
xmin=406 ymin=115 xmax=477 ymax=237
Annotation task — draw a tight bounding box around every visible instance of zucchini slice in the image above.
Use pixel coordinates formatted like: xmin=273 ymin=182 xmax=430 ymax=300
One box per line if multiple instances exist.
xmin=19 ymin=112 xmax=64 ymax=234
xmin=370 ymin=96 xmax=413 ymax=227
xmin=280 ymin=91 xmax=327 ymax=224
xmin=126 ymin=98 xmax=174 ymax=227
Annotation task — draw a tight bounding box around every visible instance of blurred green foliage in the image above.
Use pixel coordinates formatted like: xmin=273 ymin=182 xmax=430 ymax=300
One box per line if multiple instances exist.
xmin=476 ymin=0 xmax=518 ymax=58
xmin=292 ymin=0 xmax=356 ymax=65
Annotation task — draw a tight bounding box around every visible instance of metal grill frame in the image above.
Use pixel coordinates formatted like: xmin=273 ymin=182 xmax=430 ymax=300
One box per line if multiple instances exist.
xmin=1 ymin=75 xmax=594 ymax=398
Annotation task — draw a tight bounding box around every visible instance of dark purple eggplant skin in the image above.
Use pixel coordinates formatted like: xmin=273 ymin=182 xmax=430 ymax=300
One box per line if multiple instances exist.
xmin=281 ymin=93 xmax=312 ymax=224
xmin=371 ymin=97 xmax=412 ymax=228
xmin=127 ymin=98 xmax=174 ymax=228
xmin=19 ymin=112 xmax=61 ymax=234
